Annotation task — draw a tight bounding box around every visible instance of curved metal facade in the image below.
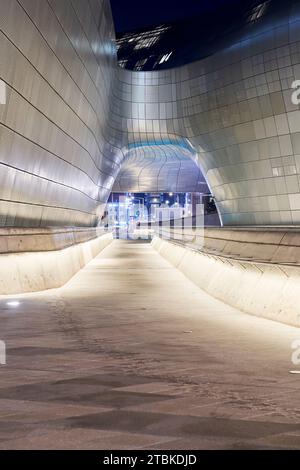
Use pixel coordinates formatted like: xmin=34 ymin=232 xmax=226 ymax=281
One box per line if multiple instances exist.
xmin=2 ymin=0 xmax=300 ymax=226
xmin=114 ymin=0 xmax=300 ymax=225
xmin=112 ymin=143 xmax=209 ymax=193
xmin=0 ymin=0 xmax=120 ymax=227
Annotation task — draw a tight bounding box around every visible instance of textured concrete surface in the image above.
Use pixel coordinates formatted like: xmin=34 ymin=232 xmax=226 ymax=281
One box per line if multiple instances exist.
xmin=0 ymin=240 xmax=300 ymax=449
xmin=0 ymin=233 xmax=113 ymax=295
xmin=152 ymin=235 xmax=300 ymax=327
xmin=0 ymin=227 xmax=107 ymax=254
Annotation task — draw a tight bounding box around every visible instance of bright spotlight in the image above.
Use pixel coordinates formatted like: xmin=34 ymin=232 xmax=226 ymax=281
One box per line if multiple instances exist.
xmin=6 ymin=301 xmax=20 ymax=307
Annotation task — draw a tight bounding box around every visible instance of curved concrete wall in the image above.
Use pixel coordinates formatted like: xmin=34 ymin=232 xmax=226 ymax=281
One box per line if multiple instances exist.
xmin=152 ymin=231 xmax=300 ymax=327
xmin=115 ymin=1 xmax=300 ymax=225
xmin=0 ymin=231 xmax=113 ymax=295
xmin=0 ymin=226 xmax=107 ymax=254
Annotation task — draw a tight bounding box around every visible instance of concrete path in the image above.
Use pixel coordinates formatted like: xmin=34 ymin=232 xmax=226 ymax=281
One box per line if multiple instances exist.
xmin=0 ymin=239 xmax=300 ymax=449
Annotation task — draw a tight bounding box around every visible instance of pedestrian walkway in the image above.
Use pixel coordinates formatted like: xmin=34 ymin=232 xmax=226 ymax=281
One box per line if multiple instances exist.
xmin=0 ymin=240 xmax=299 ymax=449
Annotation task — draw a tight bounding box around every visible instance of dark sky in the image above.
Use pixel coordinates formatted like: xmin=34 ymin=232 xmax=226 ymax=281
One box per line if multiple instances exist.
xmin=110 ymin=0 xmax=245 ymax=33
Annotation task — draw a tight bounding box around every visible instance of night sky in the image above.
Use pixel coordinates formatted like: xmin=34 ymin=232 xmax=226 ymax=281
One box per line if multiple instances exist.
xmin=110 ymin=0 xmax=246 ymax=33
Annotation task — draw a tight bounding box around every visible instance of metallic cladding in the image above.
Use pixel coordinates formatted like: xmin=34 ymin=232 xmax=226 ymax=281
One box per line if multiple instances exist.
xmin=1 ymin=0 xmax=300 ymax=226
